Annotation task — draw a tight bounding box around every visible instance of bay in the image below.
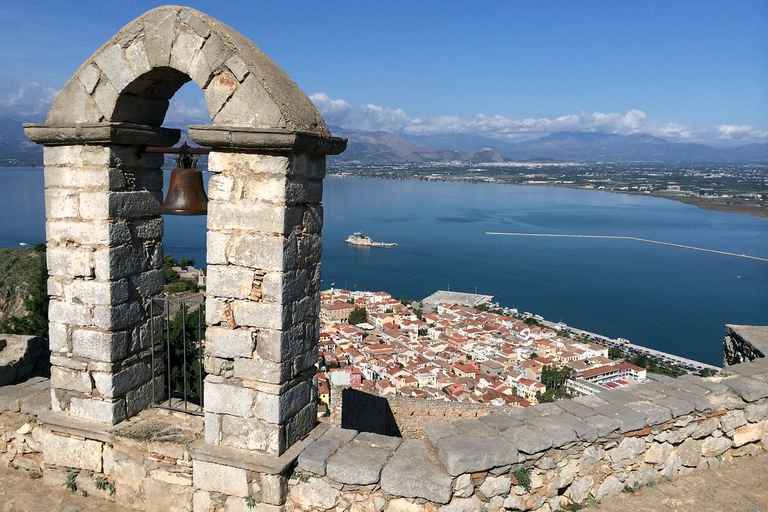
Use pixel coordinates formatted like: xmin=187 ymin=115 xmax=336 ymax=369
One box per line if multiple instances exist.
xmin=1 ymin=168 xmax=766 ymax=366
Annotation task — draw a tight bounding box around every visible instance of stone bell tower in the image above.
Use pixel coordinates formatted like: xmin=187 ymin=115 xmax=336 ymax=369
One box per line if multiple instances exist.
xmin=25 ymin=5 xmax=345 ymax=457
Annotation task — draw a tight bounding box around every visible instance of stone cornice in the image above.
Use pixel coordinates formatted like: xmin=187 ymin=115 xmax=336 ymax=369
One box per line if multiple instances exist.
xmin=189 ymin=125 xmax=347 ymax=155
xmin=23 ymin=122 xmax=180 ymax=147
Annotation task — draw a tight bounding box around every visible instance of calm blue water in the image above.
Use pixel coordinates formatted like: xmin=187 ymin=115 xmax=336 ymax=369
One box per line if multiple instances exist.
xmin=2 ymin=169 xmax=766 ymax=366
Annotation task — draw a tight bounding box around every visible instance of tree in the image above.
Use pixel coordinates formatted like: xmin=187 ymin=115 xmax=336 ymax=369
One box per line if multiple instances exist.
xmin=164 ymin=304 xmax=206 ymax=401
xmin=348 ymin=306 xmax=367 ymax=325
xmin=178 ymin=258 xmax=195 ymax=269
xmin=1 ymin=247 xmax=48 ymax=338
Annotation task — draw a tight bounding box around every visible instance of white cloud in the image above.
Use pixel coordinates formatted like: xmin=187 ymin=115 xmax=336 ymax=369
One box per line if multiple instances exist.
xmin=164 ymin=98 xmax=210 ymax=126
xmin=0 ymin=81 xmax=58 ymax=118
xmin=309 ymin=93 xmax=768 ymax=146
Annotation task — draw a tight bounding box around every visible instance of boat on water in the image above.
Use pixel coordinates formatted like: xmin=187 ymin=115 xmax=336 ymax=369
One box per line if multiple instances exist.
xmin=345 ymin=232 xmax=397 ymax=248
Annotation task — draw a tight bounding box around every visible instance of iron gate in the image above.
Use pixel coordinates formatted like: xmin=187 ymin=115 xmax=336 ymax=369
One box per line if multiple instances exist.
xmin=149 ymin=296 xmax=206 ymax=415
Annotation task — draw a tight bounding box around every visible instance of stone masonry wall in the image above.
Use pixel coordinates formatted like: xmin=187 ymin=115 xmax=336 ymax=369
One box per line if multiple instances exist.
xmin=5 ymin=360 xmax=768 ymax=512
xmin=44 ymin=144 xmax=166 ymax=424
xmin=202 ymin=151 xmax=324 ymax=456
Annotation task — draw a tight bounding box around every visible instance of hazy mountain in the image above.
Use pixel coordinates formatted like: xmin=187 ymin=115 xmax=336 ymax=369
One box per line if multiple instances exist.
xmin=1 ymin=117 xmax=766 ymax=166
xmin=328 ymin=126 xmax=462 ymax=164
xmin=0 ymin=117 xmax=43 ymax=166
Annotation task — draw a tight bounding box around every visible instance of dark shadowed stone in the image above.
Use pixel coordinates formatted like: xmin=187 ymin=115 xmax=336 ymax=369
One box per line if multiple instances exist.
xmin=583 ymin=414 xmax=621 ymax=437
xmin=656 ymin=396 xmax=695 ymax=417
xmin=297 ymin=435 xmax=342 ymax=476
xmin=325 ymin=441 xmax=393 ymax=485
xmin=478 ymin=413 xmax=523 ymax=433
xmin=591 ymin=404 xmax=646 ymax=433
xmin=552 ymin=413 xmax=598 ymax=442
xmin=502 ymin=424 xmax=552 ymax=454
xmin=721 ymin=376 xmax=768 ymax=402
xmin=436 ymin=433 xmax=517 ymax=476
xmin=625 ymin=401 xmax=673 ymax=426
xmin=524 ymin=416 xmax=577 ymax=448
xmin=381 ymin=440 xmax=453 ymax=504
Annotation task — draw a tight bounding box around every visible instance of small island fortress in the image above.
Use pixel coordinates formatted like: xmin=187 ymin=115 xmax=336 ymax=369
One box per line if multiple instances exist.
xmin=345 ymin=232 xmax=397 ymax=248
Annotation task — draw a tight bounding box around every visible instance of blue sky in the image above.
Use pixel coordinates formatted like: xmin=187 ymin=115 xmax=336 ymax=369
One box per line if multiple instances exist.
xmin=1 ymin=1 xmax=765 ymax=146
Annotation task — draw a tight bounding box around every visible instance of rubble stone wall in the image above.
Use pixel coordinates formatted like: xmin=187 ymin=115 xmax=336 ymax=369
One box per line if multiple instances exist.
xmin=5 ymin=361 xmax=768 ymax=512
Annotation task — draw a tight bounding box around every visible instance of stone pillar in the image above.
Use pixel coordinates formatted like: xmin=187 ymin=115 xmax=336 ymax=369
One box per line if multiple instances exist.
xmin=193 ymin=126 xmax=345 ymax=456
xmin=24 ymin=123 xmax=179 ymax=424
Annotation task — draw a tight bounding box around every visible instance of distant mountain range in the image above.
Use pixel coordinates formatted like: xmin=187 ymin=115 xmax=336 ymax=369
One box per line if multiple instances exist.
xmin=1 ymin=116 xmax=766 ymax=166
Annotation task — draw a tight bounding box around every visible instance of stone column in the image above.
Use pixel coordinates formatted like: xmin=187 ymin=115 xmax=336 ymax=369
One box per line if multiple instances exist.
xmin=24 ymin=122 xmax=179 ymax=424
xmin=192 ymin=126 xmax=345 ymax=456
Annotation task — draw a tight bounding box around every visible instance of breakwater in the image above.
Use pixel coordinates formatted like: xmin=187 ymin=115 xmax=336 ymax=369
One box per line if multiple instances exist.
xmin=486 ymin=232 xmax=768 ymax=262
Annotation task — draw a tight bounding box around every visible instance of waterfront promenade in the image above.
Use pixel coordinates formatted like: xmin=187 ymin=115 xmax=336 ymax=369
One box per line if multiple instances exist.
xmin=539 ymin=318 xmax=722 ymax=372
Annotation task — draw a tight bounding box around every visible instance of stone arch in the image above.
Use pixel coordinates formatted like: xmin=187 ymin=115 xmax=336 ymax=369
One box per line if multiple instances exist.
xmin=46 ymin=5 xmax=329 ymax=133
xmin=25 ymin=5 xmax=345 ymax=460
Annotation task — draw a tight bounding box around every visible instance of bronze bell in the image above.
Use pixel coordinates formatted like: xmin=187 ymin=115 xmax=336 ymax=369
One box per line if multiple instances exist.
xmin=159 ymin=142 xmax=208 ymax=215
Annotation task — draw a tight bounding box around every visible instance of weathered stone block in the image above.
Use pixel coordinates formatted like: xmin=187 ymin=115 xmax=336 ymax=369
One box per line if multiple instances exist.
xmin=94 ymin=43 xmax=134 ymax=92
xmin=71 ymin=328 xmax=129 ymax=362
xmin=125 ymin=39 xmax=151 ymax=78
xmin=92 ymin=359 xmax=151 ymax=398
xmin=170 ymin=30 xmax=205 ymax=74
xmin=205 ymin=327 xmax=255 ymax=359
xmin=42 ymin=432 xmax=102 ymax=472
xmin=204 ymin=376 xmax=256 ymax=417
xmin=69 ymin=396 xmax=127 ymax=424
xmin=437 ymin=432 xmax=517 ymax=476
xmin=69 ymin=279 xmax=130 ymax=306
xmin=45 ymin=188 xmax=79 ymax=218
xmin=47 ymin=246 xmax=94 ymax=279
xmin=253 ymin=379 xmax=312 ymax=423
xmin=231 ymin=301 xmax=289 ymax=330
xmin=233 ymin=356 xmax=290 ymax=385
xmin=92 ymin=300 xmax=143 ymax=331
xmin=143 ymin=8 xmax=177 ymax=68
xmin=219 ymin=414 xmax=284 ymax=453
xmin=261 ymin=473 xmax=287 ymax=506
xmin=288 ymin=478 xmax=340 ymax=511
xmin=381 ymin=439 xmax=453 ymax=504
xmin=193 ymin=460 xmax=249 ymax=497
xmin=50 ymin=366 xmax=92 ymax=394
xmin=131 ymin=218 xmax=164 ymax=240
xmin=130 ymin=269 xmax=164 ymax=297
xmin=49 ymin=300 xmax=92 ymax=327
xmin=48 ymin=322 xmax=70 ymax=353
xmin=213 ymin=74 xmax=285 ymax=128
xmin=207 ymin=265 xmax=257 ymax=299
xmin=93 ymin=245 xmax=144 ymax=280
xmin=297 ymin=435 xmax=342 ymax=476
xmin=224 ymin=233 xmax=296 ymax=272
xmin=733 ymin=420 xmax=766 ymax=447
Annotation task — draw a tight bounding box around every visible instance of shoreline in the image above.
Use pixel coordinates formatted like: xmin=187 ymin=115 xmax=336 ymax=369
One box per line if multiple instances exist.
xmin=327 ymin=173 xmax=768 ymax=221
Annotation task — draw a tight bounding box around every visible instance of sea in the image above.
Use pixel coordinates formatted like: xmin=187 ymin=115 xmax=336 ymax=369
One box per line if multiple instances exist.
xmin=2 ymin=168 xmax=766 ymax=366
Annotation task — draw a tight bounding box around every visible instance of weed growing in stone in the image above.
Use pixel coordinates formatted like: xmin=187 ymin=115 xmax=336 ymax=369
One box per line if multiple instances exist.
xmin=244 ymin=495 xmax=256 ymax=508
xmin=63 ymin=473 xmax=77 ymax=492
xmin=623 ymin=481 xmax=643 ymax=493
xmin=512 ymin=466 xmax=532 ymax=491
xmin=95 ymin=477 xmax=109 ymax=491
xmin=289 ymin=471 xmax=310 ymax=483
xmin=81 ymin=490 xmax=89 ymax=497
xmin=565 ymin=497 xmax=599 ymax=511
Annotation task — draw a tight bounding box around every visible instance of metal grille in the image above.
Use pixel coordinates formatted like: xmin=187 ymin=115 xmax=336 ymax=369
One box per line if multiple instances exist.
xmin=149 ymin=296 xmax=206 ymax=415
